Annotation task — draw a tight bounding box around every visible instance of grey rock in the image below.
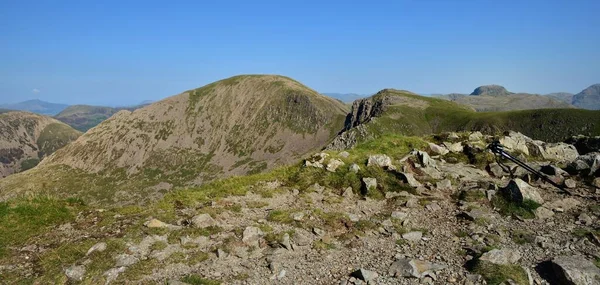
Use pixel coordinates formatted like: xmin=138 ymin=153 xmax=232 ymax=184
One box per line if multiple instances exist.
xmin=391 ymin=211 xmax=408 ymax=220
xmin=86 ymin=242 xmax=107 ymax=256
xmin=350 ymin=163 xmax=361 ymax=173
xmin=564 ymin=179 xmax=577 ymax=189
xmin=216 ymin=248 xmax=228 ymax=259
xmin=426 ymin=202 xmax=442 ymax=212
xmin=389 ymin=258 xmax=447 ymax=278
xmin=351 ymin=268 xmax=379 ymax=282
xmin=327 ymin=158 xmax=345 ymax=172
xmin=104 ymin=267 xmax=126 ymax=284
xmin=115 ymin=254 xmax=138 ymax=267
xmin=402 ymin=231 xmax=423 ymax=242
xmin=292 ymin=212 xmax=305 ymax=221
xmin=281 ymin=233 xmax=292 ymax=250
xmin=488 ymin=163 xmax=508 ymax=178
xmin=242 ymin=226 xmax=264 ymax=247
xmin=348 ymin=213 xmax=360 ymax=222
xmin=191 ymin=213 xmax=216 ymax=228
xmin=479 ymin=249 xmax=521 ymax=265
xmin=436 ymin=179 xmax=452 ymax=190
xmin=339 ymin=151 xmax=350 ymax=158
xmin=277 ymin=269 xmax=286 ymax=279
xmin=551 ymin=255 xmax=600 ymax=285
xmin=406 ymin=198 xmax=419 ymax=208
xmin=65 ymin=265 xmax=86 ymax=281
xmin=362 ymin=177 xmax=377 ymax=191
xmin=535 ymin=207 xmax=554 ymax=220
xmin=417 ymin=151 xmax=436 ymax=168
xmin=502 ymin=179 xmax=544 ymax=204
xmin=542 ymin=143 xmax=579 ymax=163
xmin=342 ymin=187 xmax=354 ymax=199
xmin=444 ymin=142 xmax=464 ymax=153
xmin=313 ymin=227 xmax=325 ymax=237
xmin=367 ymin=154 xmax=393 ymax=168
xmin=293 ymin=229 xmax=312 ymax=246
xmin=469 ymin=132 xmax=483 ymax=141
xmin=577 ymin=213 xmax=593 ymax=226
xmin=398 ymin=172 xmax=422 ymax=188
xmin=429 ymin=143 xmax=449 ymax=155
xmin=544 ymin=198 xmax=581 ymax=212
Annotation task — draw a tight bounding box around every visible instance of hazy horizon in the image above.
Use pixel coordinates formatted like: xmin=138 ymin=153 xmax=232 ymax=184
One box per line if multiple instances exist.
xmin=1 ymin=0 xmax=599 ymax=106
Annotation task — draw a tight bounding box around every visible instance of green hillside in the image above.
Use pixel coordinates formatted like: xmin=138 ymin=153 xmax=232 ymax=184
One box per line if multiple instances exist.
xmin=334 ymin=89 xmax=600 ymax=147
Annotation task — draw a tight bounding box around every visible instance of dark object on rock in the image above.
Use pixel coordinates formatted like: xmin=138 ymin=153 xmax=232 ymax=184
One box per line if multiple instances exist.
xmin=565 ymin=136 xmax=600 ymax=155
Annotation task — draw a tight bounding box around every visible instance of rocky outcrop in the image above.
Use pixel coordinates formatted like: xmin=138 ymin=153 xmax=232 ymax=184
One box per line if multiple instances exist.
xmin=470 ymin=85 xmax=512 ymax=96
xmin=566 ymin=135 xmax=600 ymax=155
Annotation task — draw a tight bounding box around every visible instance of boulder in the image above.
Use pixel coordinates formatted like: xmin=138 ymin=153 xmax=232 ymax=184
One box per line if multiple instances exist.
xmin=402 ymin=231 xmax=423 ymax=242
xmin=342 ymin=187 xmax=354 ymax=199
xmin=397 ymin=172 xmax=422 ymax=188
xmin=500 ymin=131 xmax=531 ymax=156
xmin=534 ymin=207 xmax=554 ymax=220
xmin=568 ymin=153 xmax=600 ymax=176
xmin=501 ymin=179 xmax=544 ymax=204
xmin=428 ymin=143 xmax=449 ymax=155
xmin=444 ymin=142 xmax=464 ymax=153
xmin=367 ymin=154 xmax=393 ymax=168
xmin=551 ymin=255 xmax=600 ymax=285
xmin=339 ymin=151 xmax=350 ymax=158
xmin=242 ymin=226 xmax=264 ymax=247
xmin=65 ymin=265 xmax=86 ymax=281
xmin=417 ymin=151 xmax=436 ymax=168
xmin=349 ymin=163 xmax=361 ymax=173
xmin=389 ymin=258 xmax=447 ymax=279
xmin=326 ymin=158 xmax=345 ymax=172
xmin=564 ymin=179 xmax=577 ymax=189
xmin=281 ymin=233 xmax=292 ymax=250
xmin=362 ymin=177 xmax=377 ymax=191
xmin=479 ymin=249 xmax=521 ymax=265
xmin=469 ymin=132 xmax=483 ymax=141
xmin=191 ymin=214 xmax=217 ymax=228
xmin=541 ymin=143 xmax=579 ymax=162
xmin=565 ymin=135 xmax=600 ymax=155
xmin=488 ymin=163 xmax=508 ymax=178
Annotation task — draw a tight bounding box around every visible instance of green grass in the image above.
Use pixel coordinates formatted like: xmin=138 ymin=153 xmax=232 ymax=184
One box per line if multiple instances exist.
xmin=20 ymin=158 xmax=40 ymax=171
xmin=472 ymin=260 xmax=529 ymax=285
xmin=492 ymin=195 xmax=540 ymax=219
xmin=511 ymin=230 xmax=535 ymax=245
xmin=36 ymin=123 xmax=81 ymax=157
xmin=0 ymin=196 xmax=81 ymax=257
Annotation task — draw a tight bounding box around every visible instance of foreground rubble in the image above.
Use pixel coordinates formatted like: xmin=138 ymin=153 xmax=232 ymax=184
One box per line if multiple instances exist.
xmin=1 ymin=131 xmax=599 ymax=285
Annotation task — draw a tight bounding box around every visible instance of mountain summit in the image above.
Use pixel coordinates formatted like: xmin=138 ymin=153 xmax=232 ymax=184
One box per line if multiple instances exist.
xmin=17 ymin=75 xmax=348 ymax=204
xmin=470 ymin=85 xmax=512 ymax=96
xmin=572 ymin=83 xmax=600 ymax=110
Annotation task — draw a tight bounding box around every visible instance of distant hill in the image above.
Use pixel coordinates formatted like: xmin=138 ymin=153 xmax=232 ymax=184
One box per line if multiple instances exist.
xmin=0 ymin=75 xmax=348 ymax=205
xmin=55 ymin=104 xmax=147 ymax=132
xmin=0 ymin=111 xmax=81 ymax=178
xmin=437 ymin=85 xmax=573 ymax=111
xmin=572 ymin=84 xmax=600 ymax=110
xmin=322 ymin=93 xmax=368 ymax=103
xmin=545 ymin=92 xmax=574 ymax=105
xmin=0 ymin=99 xmax=69 ymax=116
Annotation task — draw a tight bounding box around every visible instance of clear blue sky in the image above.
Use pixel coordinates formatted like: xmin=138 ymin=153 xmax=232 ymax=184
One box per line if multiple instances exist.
xmin=1 ymin=0 xmax=599 ymax=105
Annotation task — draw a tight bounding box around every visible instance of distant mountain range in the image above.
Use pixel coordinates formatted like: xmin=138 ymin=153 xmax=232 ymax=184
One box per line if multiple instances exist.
xmin=0 ymin=99 xmax=69 ymax=115
xmin=322 ymin=93 xmax=368 ymax=103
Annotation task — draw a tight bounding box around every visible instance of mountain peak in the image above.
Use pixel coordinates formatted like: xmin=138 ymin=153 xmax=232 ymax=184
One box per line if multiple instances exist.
xmin=470 ymin=85 xmax=511 ymax=96
xmin=572 ymin=83 xmax=600 ymax=110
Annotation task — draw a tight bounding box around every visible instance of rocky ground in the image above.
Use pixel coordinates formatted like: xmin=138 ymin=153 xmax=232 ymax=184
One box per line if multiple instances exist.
xmin=1 ymin=132 xmax=599 ymax=285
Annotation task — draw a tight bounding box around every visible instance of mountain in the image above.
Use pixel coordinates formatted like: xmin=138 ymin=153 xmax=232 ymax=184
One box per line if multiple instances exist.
xmin=572 ymin=84 xmax=600 ymax=110
xmin=0 ymin=75 xmax=348 ymax=204
xmin=470 ymin=85 xmax=512 ymax=96
xmin=328 ymin=89 xmax=600 ymax=149
xmin=0 ymin=111 xmax=81 ymax=178
xmin=0 ymin=99 xmax=69 ymax=115
xmin=55 ymin=104 xmax=148 ymax=132
xmin=438 ymin=85 xmax=573 ymax=111
xmin=322 ymin=93 xmax=368 ymax=103
xmin=545 ymin=92 xmax=574 ymax=105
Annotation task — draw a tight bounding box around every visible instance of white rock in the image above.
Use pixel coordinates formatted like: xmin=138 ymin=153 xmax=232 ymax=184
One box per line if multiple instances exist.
xmin=398 ymin=172 xmax=422 ymax=188
xmin=349 ymin=163 xmax=361 ymax=173
xmin=502 ymin=179 xmax=544 ymax=204
xmin=551 ymin=255 xmax=600 ymax=285
xmin=391 ymin=211 xmax=408 ymax=220
xmin=479 ymin=249 xmax=521 ymax=265
xmin=191 ymin=214 xmax=216 ymax=228
xmin=429 ymin=143 xmax=449 ymax=155
xmin=436 ymin=179 xmax=452 ymax=190
xmin=65 ymin=265 xmax=86 ymax=281
xmin=339 ymin=151 xmax=350 ymax=158
xmin=326 ymin=158 xmax=345 ymax=172
xmin=367 ymin=154 xmax=393 ymax=168
xmin=242 ymin=226 xmax=264 ymax=247
xmin=86 ymin=242 xmax=107 ymax=256
xmin=564 ymin=179 xmax=577 ymax=189
xmin=362 ymin=177 xmax=377 ymax=191
xmin=342 ymin=187 xmax=354 ymax=198
xmin=444 ymin=142 xmax=463 ymax=153
xmin=402 ymin=231 xmax=423 ymax=242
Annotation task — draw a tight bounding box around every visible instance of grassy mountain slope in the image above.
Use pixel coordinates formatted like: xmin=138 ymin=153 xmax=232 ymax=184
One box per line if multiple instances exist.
xmin=55 ymin=104 xmax=148 ymax=132
xmin=0 ymin=75 xmax=348 ymax=205
xmin=0 ymin=112 xmax=81 ymax=178
xmin=329 ymin=89 xmax=600 ymax=149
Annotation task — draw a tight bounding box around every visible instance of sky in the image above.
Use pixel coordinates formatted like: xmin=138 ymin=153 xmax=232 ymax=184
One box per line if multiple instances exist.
xmin=1 ymin=0 xmax=599 ymax=106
